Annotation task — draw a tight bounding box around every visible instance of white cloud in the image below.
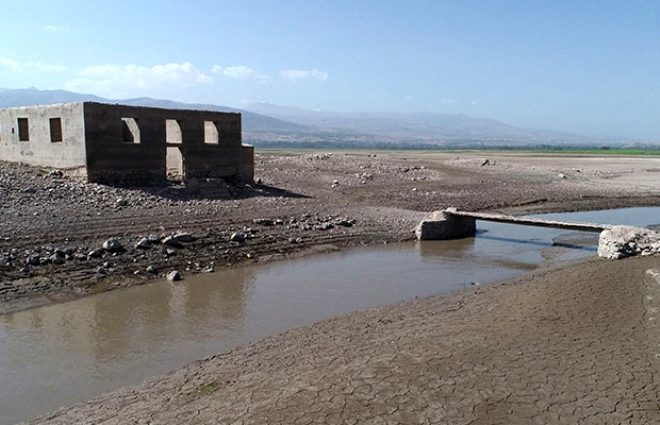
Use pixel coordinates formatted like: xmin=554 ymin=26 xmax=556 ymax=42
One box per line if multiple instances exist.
xmin=41 ymin=25 xmax=71 ymax=33
xmin=65 ymin=62 xmax=212 ymax=97
xmin=280 ymin=68 xmax=328 ymax=81
xmin=27 ymin=61 xmax=67 ymax=73
xmin=0 ymin=57 xmax=20 ymax=71
xmin=212 ymin=65 xmax=255 ymax=78
xmin=0 ymin=57 xmax=66 ymax=73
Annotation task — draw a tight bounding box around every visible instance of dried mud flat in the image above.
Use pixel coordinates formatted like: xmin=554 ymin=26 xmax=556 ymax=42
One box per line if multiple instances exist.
xmin=3 ymin=150 xmax=660 ymax=423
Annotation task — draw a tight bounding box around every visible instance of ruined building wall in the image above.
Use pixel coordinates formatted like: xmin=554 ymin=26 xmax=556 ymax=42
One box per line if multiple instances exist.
xmin=83 ymin=102 xmax=252 ymax=184
xmin=0 ymin=103 xmax=87 ymax=170
xmin=83 ymin=103 xmax=166 ymax=184
xmin=0 ymin=102 xmax=253 ymax=185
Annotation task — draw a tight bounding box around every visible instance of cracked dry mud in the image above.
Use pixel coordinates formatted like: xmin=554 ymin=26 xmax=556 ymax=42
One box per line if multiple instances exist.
xmin=30 ymin=256 xmax=660 ymax=424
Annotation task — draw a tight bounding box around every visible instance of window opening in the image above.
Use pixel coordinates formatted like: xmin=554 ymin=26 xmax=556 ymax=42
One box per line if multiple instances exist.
xmin=166 ymin=119 xmax=182 ymax=144
xmin=121 ymin=118 xmax=140 ymax=143
xmin=49 ymin=118 xmax=63 ymax=142
xmin=17 ymin=118 xmax=29 ymax=141
xmin=204 ymin=121 xmax=219 ymax=144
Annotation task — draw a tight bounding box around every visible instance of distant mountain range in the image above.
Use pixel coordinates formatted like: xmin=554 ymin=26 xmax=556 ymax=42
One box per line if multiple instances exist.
xmin=0 ymin=87 xmax=640 ymax=148
xmin=0 ymin=88 xmax=307 ymax=135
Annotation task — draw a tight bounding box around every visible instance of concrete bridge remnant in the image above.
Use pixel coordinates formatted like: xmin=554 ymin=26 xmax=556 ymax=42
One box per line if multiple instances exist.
xmin=415 ymin=207 xmax=660 ymax=259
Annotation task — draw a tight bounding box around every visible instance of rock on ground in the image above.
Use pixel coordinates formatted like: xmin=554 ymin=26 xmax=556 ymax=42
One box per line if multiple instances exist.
xmin=598 ymin=225 xmax=660 ymax=259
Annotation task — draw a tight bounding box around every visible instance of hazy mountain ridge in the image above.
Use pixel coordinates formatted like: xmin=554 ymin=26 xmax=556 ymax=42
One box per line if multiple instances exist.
xmin=0 ymin=88 xmax=308 ymax=135
xmin=244 ymin=102 xmax=626 ymax=146
xmin=0 ymin=88 xmax=643 ymax=148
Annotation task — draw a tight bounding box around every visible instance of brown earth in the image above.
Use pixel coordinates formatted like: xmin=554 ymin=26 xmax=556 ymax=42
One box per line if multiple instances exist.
xmin=2 ymin=150 xmax=660 ymax=315
xmin=3 ymin=150 xmax=660 ymax=424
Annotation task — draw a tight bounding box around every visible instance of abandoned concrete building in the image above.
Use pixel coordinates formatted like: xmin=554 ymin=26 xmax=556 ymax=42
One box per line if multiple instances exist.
xmin=0 ymin=102 xmax=254 ymax=184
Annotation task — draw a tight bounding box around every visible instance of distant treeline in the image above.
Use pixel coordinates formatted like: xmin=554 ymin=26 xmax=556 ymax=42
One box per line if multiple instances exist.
xmin=248 ymin=139 xmax=660 ymax=153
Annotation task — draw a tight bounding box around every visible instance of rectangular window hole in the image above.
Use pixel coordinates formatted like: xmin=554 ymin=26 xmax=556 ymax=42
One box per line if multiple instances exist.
xmin=49 ymin=118 xmax=63 ymax=142
xmin=17 ymin=118 xmax=29 ymax=141
xmin=166 ymin=119 xmax=182 ymax=144
xmin=204 ymin=121 xmax=219 ymax=144
xmin=121 ymin=117 xmax=140 ymax=143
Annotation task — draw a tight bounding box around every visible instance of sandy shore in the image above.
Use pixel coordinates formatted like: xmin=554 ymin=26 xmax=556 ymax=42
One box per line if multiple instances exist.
xmin=28 ymin=255 xmax=660 ymax=424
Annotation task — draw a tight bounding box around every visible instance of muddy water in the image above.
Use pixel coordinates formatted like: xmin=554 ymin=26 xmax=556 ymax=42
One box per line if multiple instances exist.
xmin=1 ymin=207 xmax=659 ymax=424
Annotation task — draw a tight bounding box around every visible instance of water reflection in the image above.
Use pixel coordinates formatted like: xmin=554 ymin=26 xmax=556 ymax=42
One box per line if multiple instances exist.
xmin=0 ymin=267 xmax=256 ymax=424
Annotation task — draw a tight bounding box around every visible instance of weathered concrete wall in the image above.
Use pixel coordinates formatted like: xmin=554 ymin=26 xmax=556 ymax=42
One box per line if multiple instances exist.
xmin=82 ymin=102 xmax=250 ymax=184
xmin=0 ymin=103 xmax=86 ymax=170
xmin=240 ymin=145 xmax=255 ymax=183
xmin=0 ymin=102 xmax=252 ymax=185
xmin=83 ymin=103 xmax=166 ymax=184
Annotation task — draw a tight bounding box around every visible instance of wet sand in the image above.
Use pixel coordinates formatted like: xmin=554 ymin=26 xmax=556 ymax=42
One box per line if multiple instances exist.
xmin=28 ymin=255 xmax=660 ymax=424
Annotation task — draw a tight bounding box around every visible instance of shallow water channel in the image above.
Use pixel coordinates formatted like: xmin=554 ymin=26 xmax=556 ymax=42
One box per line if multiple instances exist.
xmin=2 ymin=207 xmax=659 ymax=424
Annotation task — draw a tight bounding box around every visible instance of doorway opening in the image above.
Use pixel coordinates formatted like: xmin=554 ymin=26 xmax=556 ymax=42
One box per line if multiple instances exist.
xmin=165 ymin=119 xmax=184 ymax=181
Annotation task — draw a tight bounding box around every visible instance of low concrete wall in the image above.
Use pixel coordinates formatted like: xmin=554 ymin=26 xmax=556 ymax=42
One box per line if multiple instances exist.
xmin=0 ymin=103 xmax=87 ymax=170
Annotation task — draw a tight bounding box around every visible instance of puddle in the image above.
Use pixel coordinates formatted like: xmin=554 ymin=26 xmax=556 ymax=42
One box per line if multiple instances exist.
xmin=1 ymin=207 xmax=658 ymax=424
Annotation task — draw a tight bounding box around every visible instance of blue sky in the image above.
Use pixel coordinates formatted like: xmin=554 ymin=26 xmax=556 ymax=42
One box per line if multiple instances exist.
xmin=1 ymin=0 xmax=659 ymax=140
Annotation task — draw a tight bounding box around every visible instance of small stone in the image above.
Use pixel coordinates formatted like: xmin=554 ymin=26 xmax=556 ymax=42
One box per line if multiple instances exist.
xmin=172 ymin=232 xmax=195 ymax=243
xmin=162 ymin=236 xmax=183 ymax=248
xmin=334 ymin=219 xmax=354 ymax=227
xmin=88 ymin=248 xmax=103 ymax=259
xmin=146 ymin=265 xmax=157 ymax=274
xmin=167 ymin=270 xmax=181 ymax=282
xmin=135 ymin=238 xmax=151 ymax=249
xmin=230 ymin=232 xmax=246 ymax=243
xmin=115 ymin=198 xmax=128 ymax=207
xmin=26 ymin=254 xmax=40 ymax=266
xmin=102 ymin=238 xmax=123 ymax=253
xmin=49 ymin=254 xmax=65 ymax=265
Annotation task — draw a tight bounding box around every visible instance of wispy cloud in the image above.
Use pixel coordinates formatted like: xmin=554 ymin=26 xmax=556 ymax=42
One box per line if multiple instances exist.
xmin=41 ymin=25 xmax=71 ymax=33
xmin=280 ymin=68 xmax=328 ymax=82
xmin=26 ymin=61 xmax=67 ymax=73
xmin=0 ymin=56 xmax=66 ymax=73
xmin=0 ymin=57 xmax=20 ymax=71
xmin=211 ymin=64 xmax=271 ymax=83
xmin=65 ymin=62 xmax=212 ymax=97
xmin=212 ymin=65 xmax=255 ymax=78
